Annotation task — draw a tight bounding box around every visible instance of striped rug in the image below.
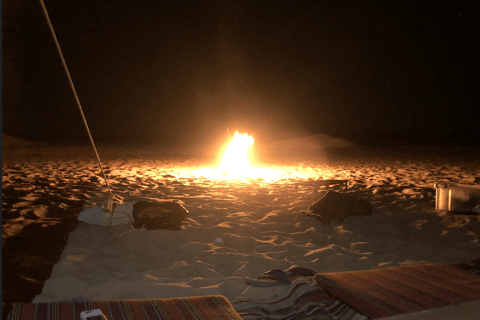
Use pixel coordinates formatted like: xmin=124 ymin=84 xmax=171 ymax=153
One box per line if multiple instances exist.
xmin=315 ymin=263 xmax=480 ymax=319
xmin=7 ymin=295 xmax=243 ymax=320
xmin=231 ymin=279 xmax=369 ymax=320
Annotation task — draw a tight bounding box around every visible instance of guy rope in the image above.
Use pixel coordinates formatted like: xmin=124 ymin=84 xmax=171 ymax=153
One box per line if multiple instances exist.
xmin=38 ymin=0 xmax=123 ymax=223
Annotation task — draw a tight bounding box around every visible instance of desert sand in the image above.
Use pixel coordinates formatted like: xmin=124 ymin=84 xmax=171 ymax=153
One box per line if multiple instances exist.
xmin=2 ymin=133 xmax=480 ymax=317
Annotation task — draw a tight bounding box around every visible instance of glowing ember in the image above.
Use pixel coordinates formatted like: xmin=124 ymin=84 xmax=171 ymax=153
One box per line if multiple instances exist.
xmin=219 ymin=131 xmax=254 ymax=174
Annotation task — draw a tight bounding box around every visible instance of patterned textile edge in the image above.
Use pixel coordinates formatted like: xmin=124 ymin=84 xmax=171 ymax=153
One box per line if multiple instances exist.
xmin=231 ymin=279 xmax=370 ymax=320
xmin=315 ymin=263 xmax=480 ymax=319
xmin=7 ymin=295 xmax=243 ymax=320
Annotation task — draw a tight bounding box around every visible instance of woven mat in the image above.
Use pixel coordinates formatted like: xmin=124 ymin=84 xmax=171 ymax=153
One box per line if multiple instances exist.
xmin=315 ymin=263 xmax=480 ymax=319
xmin=7 ymin=296 xmax=242 ymax=320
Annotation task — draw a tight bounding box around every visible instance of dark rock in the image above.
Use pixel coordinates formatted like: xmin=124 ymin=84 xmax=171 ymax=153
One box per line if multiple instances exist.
xmin=307 ymin=191 xmax=372 ymax=225
xmin=132 ymin=200 xmax=189 ymax=230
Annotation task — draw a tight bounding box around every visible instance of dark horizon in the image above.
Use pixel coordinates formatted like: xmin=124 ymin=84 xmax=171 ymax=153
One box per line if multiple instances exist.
xmin=3 ymin=0 xmax=480 ymax=148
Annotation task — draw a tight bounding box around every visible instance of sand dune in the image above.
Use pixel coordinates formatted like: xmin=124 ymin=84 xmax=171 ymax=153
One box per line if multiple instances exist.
xmin=265 ymin=133 xmax=358 ymax=151
xmin=2 ymin=134 xmax=49 ymax=148
xmin=2 ymin=133 xmax=480 ymax=314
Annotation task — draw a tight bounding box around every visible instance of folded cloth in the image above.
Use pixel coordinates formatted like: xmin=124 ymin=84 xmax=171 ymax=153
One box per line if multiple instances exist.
xmin=232 ymin=278 xmax=369 ymax=320
xmin=7 ymin=296 xmax=242 ymax=320
xmin=315 ymin=263 xmax=480 ymax=319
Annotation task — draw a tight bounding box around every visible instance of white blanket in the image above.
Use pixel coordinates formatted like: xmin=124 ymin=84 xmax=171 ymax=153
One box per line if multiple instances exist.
xmin=77 ymin=202 xmax=136 ymax=226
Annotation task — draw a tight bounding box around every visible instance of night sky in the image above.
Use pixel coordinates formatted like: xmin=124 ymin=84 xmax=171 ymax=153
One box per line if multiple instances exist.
xmin=3 ymin=0 xmax=480 ymax=148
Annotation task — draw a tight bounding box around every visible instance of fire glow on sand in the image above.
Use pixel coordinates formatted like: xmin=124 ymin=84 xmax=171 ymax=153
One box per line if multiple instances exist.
xmin=156 ymin=132 xmax=325 ymax=183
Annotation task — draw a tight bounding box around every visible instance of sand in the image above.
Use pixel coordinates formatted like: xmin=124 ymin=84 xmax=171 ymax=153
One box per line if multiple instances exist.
xmin=2 ymin=133 xmax=480 ymax=315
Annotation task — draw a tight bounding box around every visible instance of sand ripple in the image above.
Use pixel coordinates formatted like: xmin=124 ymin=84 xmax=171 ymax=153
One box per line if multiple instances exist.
xmin=2 ymin=145 xmax=480 ymax=305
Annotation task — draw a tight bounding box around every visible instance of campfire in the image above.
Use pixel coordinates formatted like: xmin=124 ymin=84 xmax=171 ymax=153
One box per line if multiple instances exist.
xmin=219 ymin=131 xmax=255 ymax=177
xmin=214 ymin=131 xmax=315 ymax=182
xmin=138 ymin=131 xmax=331 ymax=183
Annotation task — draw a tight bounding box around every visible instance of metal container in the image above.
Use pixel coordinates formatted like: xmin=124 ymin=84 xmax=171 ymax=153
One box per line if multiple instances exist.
xmin=435 ymin=182 xmax=480 ymax=213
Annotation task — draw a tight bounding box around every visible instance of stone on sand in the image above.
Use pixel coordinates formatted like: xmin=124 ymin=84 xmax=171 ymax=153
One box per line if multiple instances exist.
xmin=132 ymin=200 xmax=189 ymax=230
xmin=308 ymin=190 xmax=372 ymax=225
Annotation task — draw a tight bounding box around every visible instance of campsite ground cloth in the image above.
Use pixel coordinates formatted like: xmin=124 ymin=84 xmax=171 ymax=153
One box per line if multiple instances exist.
xmin=231 ymin=278 xmax=369 ymax=320
xmin=7 ymin=296 xmax=242 ymax=320
xmin=315 ymin=263 xmax=480 ymax=319
xmin=7 ymin=281 xmax=369 ymax=320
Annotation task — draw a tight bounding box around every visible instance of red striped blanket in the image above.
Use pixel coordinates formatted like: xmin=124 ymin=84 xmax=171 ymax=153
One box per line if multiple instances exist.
xmin=7 ymin=296 xmax=242 ymax=320
xmin=315 ymin=263 xmax=480 ymax=319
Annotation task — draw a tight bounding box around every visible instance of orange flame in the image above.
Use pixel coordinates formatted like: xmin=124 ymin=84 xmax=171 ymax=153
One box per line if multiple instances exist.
xmin=219 ymin=131 xmax=254 ymax=174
